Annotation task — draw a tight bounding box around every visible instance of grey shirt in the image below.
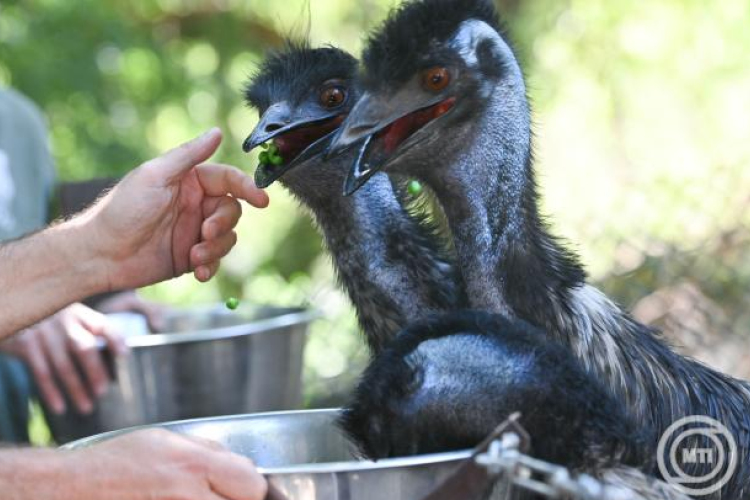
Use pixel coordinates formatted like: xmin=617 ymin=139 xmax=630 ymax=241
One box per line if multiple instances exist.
xmin=0 ymin=88 xmax=55 ymax=443
xmin=0 ymin=87 xmax=56 ymax=240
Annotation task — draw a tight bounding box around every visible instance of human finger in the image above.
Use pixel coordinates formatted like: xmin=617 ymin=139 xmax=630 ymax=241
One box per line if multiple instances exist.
xmin=42 ymin=328 xmax=94 ymax=414
xmin=191 ymin=231 xmax=237 ymax=269
xmin=202 ymin=196 xmax=242 ymax=241
xmin=194 ymin=260 xmax=221 ymax=283
xmin=206 ymin=451 xmax=268 ymax=500
xmin=67 ymin=321 xmax=111 ymax=398
xmin=99 ymin=325 xmax=130 ymax=357
xmin=23 ymin=331 xmax=66 ymax=414
xmin=195 ymin=163 xmax=270 ymax=208
xmin=76 ymin=304 xmax=130 ymax=357
xmin=150 ymin=128 xmax=223 ymax=182
xmin=182 ymin=435 xmax=228 ymax=453
xmin=96 ymin=292 xmax=167 ymax=334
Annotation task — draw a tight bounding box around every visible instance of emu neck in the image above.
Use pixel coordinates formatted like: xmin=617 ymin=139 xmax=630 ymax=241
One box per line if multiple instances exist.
xmin=283 ymin=163 xmax=457 ymax=353
xmin=431 ymin=90 xmax=573 ymax=319
xmin=427 ymin=87 xmax=750 ymax=497
xmin=430 ymin=161 xmax=516 ymax=315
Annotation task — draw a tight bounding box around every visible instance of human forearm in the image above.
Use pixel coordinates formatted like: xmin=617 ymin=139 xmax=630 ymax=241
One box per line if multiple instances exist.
xmin=0 ymin=448 xmax=76 ymax=500
xmin=0 ymin=429 xmax=268 ymax=500
xmin=0 ymin=216 xmax=107 ymax=339
xmin=0 ymin=130 xmax=267 ymax=341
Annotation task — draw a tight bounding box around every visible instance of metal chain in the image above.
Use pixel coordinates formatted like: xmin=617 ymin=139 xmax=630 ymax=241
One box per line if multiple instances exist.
xmin=474 ymin=433 xmax=636 ymax=500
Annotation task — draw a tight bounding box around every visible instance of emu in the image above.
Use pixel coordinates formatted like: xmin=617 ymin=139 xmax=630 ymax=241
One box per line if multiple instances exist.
xmin=242 ymin=42 xmax=689 ymax=500
xmin=242 ymin=43 xmax=461 ymax=354
xmin=328 ymin=0 xmax=750 ymax=497
xmin=342 ymin=311 xmax=691 ymax=500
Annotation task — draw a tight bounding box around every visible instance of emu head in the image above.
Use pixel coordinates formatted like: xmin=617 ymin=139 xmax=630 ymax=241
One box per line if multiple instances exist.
xmin=326 ymin=0 xmax=528 ymax=195
xmin=243 ymin=43 xmax=359 ymax=188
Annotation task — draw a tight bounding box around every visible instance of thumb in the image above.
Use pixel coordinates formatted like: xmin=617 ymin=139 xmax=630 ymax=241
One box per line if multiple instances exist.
xmin=154 ymin=128 xmax=223 ymax=180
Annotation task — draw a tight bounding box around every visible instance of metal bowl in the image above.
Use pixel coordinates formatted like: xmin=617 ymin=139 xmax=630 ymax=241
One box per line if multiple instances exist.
xmin=65 ymin=409 xmax=512 ymax=500
xmin=45 ymin=306 xmax=314 ymax=444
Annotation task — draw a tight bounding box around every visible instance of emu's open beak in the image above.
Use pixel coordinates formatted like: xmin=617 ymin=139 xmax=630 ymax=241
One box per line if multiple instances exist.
xmin=243 ymin=102 xmax=342 ymax=189
xmin=342 ymin=135 xmax=376 ymax=197
xmin=326 ymin=91 xmax=454 ymax=196
xmin=325 ymin=93 xmax=386 ymax=159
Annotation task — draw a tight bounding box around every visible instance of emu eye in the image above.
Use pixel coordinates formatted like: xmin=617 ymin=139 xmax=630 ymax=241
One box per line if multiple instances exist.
xmin=320 ymin=86 xmax=347 ymax=108
xmin=422 ymin=67 xmax=451 ymax=92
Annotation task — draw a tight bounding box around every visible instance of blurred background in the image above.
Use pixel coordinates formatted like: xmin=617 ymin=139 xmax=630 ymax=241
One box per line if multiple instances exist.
xmin=1 ymin=0 xmax=749 ymax=413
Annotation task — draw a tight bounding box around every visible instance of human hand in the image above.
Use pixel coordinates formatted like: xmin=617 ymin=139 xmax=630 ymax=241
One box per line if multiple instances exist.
xmin=69 ymin=429 xmax=268 ymax=500
xmin=96 ymin=291 xmax=169 ymax=332
xmin=84 ymin=128 xmax=269 ymax=291
xmin=0 ymin=303 xmax=127 ymax=415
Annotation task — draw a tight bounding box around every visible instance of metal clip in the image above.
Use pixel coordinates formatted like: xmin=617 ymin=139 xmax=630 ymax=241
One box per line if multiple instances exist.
xmin=471 ymin=419 xmax=632 ymax=500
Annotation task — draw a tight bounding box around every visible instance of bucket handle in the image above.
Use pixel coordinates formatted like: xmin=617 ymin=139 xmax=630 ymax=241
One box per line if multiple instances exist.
xmin=416 ymin=413 xmax=530 ymax=500
xmin=419 ymin=415 xmax=637 ymax=500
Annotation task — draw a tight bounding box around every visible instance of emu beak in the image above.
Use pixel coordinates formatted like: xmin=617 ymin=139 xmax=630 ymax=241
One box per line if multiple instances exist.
xmin=329 ymin=91 xmax=451 ymax=196
xmin=325 ymin=93 xmax=383 ymax=159
xmin=327 ymin=93 xmax=394 ymax=196
xmin=342 ymin=136 xmax=376 ymax=196
xmin=243 ymin=102 xmax=294 ymax=153
xmin=243 ymin=102 xmax=341 ymax=188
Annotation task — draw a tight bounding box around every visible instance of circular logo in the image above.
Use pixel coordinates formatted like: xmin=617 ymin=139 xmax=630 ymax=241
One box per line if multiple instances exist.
xmin=657 ymin=415 xmax=738 ymax=496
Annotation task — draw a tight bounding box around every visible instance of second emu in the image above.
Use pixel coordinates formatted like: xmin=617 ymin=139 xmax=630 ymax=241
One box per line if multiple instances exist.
xmin=329 ymin=0 xmax=750 ymax=497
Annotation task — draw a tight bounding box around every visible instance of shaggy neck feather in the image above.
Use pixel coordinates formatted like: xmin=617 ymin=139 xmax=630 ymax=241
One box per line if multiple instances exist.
xmin=427 ymin=74 xmax=750 ymax=497
xmin=283 ymin=164 xmax=458 ymax=353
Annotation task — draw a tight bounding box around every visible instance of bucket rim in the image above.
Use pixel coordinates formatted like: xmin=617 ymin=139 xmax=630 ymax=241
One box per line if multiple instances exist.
xmin=124 ymin=306 xmax=318 ymax=348
xmin=62 ymin=408 xmax=473 ymax=474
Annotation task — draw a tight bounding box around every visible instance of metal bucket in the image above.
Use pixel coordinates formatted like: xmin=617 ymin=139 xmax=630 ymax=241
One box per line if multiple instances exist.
xmin=45 ymin=306 xmax=314 ymax=444
xmin=65 ymin=409 xmax=514 ymax=500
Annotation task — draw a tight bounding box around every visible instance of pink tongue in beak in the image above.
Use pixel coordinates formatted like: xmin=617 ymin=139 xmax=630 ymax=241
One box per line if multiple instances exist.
xmin=273 ymin=115 xmax=345 ymax=160
xmin=382 ymin=98 xmax=456 ymax=154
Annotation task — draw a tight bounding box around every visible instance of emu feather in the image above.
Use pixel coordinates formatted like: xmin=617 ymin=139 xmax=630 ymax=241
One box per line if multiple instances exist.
xmin=330 ymin=0 xmax=749 ymax=497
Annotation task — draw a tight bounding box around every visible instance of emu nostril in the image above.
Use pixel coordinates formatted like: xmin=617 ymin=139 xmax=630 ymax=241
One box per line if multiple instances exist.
xmin=265 ymin=123 xmax=284 ymax=133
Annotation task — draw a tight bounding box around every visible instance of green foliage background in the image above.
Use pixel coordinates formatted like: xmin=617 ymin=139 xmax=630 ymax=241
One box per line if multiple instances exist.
xmin=2 ymin=0 xmax=749 ymax=406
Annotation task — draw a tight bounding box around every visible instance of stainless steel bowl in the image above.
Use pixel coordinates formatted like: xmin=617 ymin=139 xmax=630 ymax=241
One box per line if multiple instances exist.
xmin=45 ymin=306 xmax=314 ymax=444
xmin=65 ymin=409 xmax=513 ymax=500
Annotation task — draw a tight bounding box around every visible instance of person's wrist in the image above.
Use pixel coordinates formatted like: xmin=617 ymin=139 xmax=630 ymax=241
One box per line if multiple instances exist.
xmin=61 ymin=449 xmax=103 ymax=500
xmin=57 ymin=211 xmax=117 ymax=296
xmin=0 ymin=449 xmax=75 ymax=500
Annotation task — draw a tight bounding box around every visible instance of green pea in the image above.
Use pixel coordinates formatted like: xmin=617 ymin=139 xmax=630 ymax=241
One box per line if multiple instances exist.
xmin=268 ymin=143 xmax=279 ymax=155
xmin=270 ymin=154 xmax=284 ymax=166
xmin=259 ymin=151 xmax=270 ymax=165
xmin=260 ymin=142 xmax=269 ymax=150
xmin=407 ymin=180 xmax=423 ymax=196
xmin=225 ymin=297 xmax=240 ymax=310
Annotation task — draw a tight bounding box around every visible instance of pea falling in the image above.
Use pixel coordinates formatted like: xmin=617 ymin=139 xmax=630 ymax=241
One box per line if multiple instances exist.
xmin=407 ymin=180 xmax=423 ymax=196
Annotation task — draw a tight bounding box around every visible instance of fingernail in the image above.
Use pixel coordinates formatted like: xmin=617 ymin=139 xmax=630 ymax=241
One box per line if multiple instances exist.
xmin=80 ymin=401 xmax=94 ymax=415
xmin=196 ymin=267 xmax=207 ymax=282
xmin=116 ymin=340 xmax=131 ymax=357
xmin=151 ymin=319 xmax=165 ymax=333
xmin=96 ymin=381 xmax=109 ymax=397
xmin=52 ymin=400 xmax=66 ymax=415
xmin=199 ymin=127 xmax=220 ymax=142
xmin=198 ymin=266 xmax=213 ymax=282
